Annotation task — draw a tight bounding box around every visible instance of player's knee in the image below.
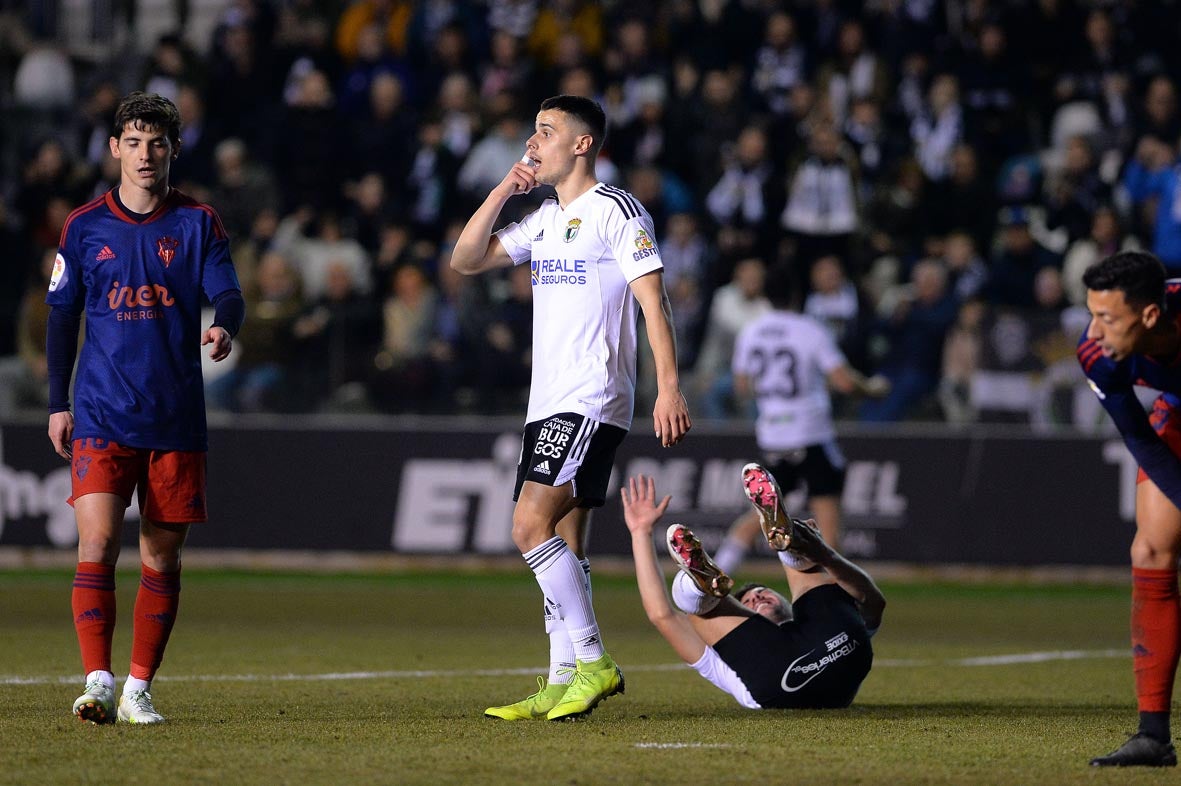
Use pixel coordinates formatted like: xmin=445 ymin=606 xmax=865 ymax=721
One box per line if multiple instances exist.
xmin=1130 ymin=536 xmax=1181 ymax=569
xmin=77 ymin=533 xmax=120 ymax=563
xmin=510 ymin=514 xmax=551 ymax=552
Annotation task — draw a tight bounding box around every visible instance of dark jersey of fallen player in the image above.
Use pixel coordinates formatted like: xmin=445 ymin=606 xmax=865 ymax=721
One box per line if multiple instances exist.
xmin=1078 ymin=279 xmax=1181 ymax=507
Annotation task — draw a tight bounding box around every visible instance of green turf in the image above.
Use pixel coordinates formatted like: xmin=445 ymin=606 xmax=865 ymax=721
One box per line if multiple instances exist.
xmin=0 ymin=567 xmax=1165 ymax=785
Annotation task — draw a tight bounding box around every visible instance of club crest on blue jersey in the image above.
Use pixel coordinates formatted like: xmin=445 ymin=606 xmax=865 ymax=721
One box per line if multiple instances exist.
xmin=564 ymin=217 xmax=581 ymax=243
xmin=156 ymin=236 xmax=179 ymax=267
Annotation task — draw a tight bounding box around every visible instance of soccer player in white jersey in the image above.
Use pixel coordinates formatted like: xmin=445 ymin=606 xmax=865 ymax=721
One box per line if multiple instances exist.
xmin=450 ymin=95 xmax=692 ymax=721
xmin=713 ymin=269 xmax=887 ymax=575
xmin=621 ymin=472 xmax=884 ymax=710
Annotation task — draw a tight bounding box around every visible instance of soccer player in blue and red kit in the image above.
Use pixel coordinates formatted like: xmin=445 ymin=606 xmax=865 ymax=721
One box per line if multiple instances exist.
xmin=1080 ymin=250 xmax=1181 ymax=766
xmin=46 ymin=92 xmax=244 ymax=724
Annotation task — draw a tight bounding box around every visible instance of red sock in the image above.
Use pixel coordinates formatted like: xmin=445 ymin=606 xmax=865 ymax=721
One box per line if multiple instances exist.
xmin=129 ymin=564 xmax=181 ymax=681
xmin=1131 ymin=567 xmax=1181 ymax=713
xmin=72 ymin=562 xmax=116 ymax=674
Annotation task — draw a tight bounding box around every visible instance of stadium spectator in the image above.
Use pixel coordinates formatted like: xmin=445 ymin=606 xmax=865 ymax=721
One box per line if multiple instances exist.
xmin=804 ymin=254 xmax=871 ymax=374
xmin=207 ymin=250 xmax=304 ymax=413
xmin=938 ymin=297 xmax=986 ymax=425
xmin=692 ymin=257 xmax=770 ymax=419
xmin=1122 ymin=133 xmax=1181 ymax=273
xmin=208 ymin=137 xmax=281 ymax=246
xmin=749 ymin=10 xmax=809 ymax=120
xmin=986 ymin=205 xmax=1063 ymax=309
xmin=861 ymin=258 xmax=958 ymax=422
xmin=910 ymin=73 xmax=963 ymax=183
xmin=1062 ymin=206 xmax=1141 ymax=307
xmin=621 ymin=471 xmax=884 ymax=710
xmin=369 ymin=262 xmax=441 ymax=412
xmin=781 ymin=122 xmax=860 ymax=272
xmin=705 ymin=124 xmax=781 ymax=264
xmin=273 ymin=208 xmax=372 ymax=302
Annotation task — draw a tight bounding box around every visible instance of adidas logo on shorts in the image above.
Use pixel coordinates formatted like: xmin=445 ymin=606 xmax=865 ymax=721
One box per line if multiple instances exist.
xmin=533 ymin=460 xmax=551 ymax=475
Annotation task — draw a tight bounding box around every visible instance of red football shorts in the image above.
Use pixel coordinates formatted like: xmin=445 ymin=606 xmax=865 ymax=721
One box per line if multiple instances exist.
xmin=70 ymin=438 xmax=207 ymax=523
xmin=1140 ymin=395 xmax=1181 ymax=485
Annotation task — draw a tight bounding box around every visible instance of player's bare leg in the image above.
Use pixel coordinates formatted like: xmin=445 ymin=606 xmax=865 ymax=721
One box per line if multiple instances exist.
xmin=808 ymin=494 xmax=841 ymax=551
xmin=1093 ymin=479 xmax=1181 ymax=766
xmin=71 ymin=493 xmax=124 ymax=723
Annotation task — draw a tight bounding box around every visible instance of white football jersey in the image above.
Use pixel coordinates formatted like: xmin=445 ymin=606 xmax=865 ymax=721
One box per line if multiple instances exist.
xmin=732 ymin=309 xmax=847 ymax=450
xmin=496 ymin=183 xmax=664 ymax=429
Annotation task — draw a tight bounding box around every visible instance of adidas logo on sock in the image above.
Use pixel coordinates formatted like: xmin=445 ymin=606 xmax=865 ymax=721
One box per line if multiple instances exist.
xmin=96 ymin=245 xmax=116 ymax=261
xmin=533 ymin=460 xmax=551 ymax=475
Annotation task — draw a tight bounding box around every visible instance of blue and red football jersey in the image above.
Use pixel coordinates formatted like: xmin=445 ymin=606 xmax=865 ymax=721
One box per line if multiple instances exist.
xmin=46 ymin=188 xmax=241 ymax=451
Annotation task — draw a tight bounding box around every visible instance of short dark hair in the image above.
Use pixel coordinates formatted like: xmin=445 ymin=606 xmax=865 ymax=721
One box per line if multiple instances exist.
xmin=539 ymin=94 xmax=607 ymax=155
xmin=764 ymin=263 xmax=795 ymax=309
xmin=113 ymin=91 xmax=181 ymax=146
xmin=1082 ymin=250 xmax=1167 ymax=309
xmin=733 ymin=583 xmax=763 ymax=603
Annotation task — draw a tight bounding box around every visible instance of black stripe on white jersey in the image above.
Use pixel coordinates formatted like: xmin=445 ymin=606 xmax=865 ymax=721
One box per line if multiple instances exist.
xmin=597 ymin=184 xmax=639 ymax=220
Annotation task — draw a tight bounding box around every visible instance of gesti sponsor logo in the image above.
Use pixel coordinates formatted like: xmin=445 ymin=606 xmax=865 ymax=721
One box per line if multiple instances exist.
xmin=531 ymin=258 xmax=587 ymax=286
xmin=107 ymin=279 xmax=176 ymax=321
xmin=632 ymin=229 xmax=658 ymax=262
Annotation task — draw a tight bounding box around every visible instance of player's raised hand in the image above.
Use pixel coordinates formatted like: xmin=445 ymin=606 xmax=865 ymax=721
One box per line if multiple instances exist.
xmin=653 ymin=389 xmax=691 ymax=447
xmin=496 ymin=155 xmax=538 ymax=197
xmin=202 ymin=326 xmax=233 ymax=361
xmin=48 ymin=410 xmax=74 ymax=460
xmin=786 ymin=518 xmax=835 ymax=566
xmin=621 ymin=474 xmax=671 ymax=537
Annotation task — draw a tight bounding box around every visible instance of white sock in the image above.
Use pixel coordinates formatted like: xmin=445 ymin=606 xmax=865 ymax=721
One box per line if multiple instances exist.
xmin=123 ymin=675 xmax=151 ymax=694
xmin=544 ymin=597 xmax=575 ymax=684
xmin=713 ymin=535 xmax=747 ymax=576
xmin=671 ymin=571 xmax=721 ymax=615
xmin=85 ymin=669 xmax=115 ymax=691
xmin=778 ymin=549 xmax=816 ymax=571
xmin=524 ymin=536 xmax=604 ymax=662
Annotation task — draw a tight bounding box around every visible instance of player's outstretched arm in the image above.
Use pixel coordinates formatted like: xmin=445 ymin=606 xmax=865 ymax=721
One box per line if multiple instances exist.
xmin=629 ymin=272 xmax=691 ymax=447
xmin=621 ymin=475 xmax=707 ymax=663
xmin=789 ymin=519 xmax=886 ymax=634
xmin=449 ymin=162 xmax=536 ymax=276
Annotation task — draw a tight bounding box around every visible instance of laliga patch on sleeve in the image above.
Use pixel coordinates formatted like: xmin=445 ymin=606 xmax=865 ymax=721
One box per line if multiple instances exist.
xmin=48 ymin=253 xmax=66 ymax=292
xmin=1087 ymin=378 xmax=1106 ymax=401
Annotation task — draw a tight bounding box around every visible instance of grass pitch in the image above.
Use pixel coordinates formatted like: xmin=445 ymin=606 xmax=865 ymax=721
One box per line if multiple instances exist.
xmin=0 ymin=566 xmax=1162 ymax=785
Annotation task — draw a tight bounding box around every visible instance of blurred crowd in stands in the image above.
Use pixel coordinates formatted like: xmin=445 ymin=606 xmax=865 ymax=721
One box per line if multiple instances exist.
xmin=0 ymin=0 xmax=1178 ymax=427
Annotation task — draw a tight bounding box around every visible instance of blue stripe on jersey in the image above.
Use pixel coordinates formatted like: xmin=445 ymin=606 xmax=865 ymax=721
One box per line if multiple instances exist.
xmin=597 ymin=184 xmax=639 ymax=219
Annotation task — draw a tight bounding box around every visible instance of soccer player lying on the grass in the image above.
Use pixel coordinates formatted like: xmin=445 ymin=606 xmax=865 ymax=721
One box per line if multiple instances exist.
xmin=620 ymin=468 xmax=884 ymax=709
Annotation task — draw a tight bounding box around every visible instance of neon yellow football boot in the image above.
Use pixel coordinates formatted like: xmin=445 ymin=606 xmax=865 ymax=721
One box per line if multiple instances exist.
xmin=484 ymin=675 xmax=570 ymax=720
xmin=546 ymin=654 xmax=625 ymax=721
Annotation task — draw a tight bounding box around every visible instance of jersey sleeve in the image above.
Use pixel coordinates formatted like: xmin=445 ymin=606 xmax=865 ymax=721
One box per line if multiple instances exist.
xmin=605 ymin=205 xmax=664 ymax=283
xmin=1079 ymin=332 xmax=1181 ymax=508
xmin=812 ymin=318 xmax=849 ymax=374
xmin=689 ymin=646 xmax=762 ymax=709
xmin=45 ymin=226 xmax=85 ymax=313
xmin=200 ymin=205 xmax=241 ymax=299
xmin=494 ymin=210 xmax=541 ymax=266
xmin=731 ymin=321 xmax=756 ymax=377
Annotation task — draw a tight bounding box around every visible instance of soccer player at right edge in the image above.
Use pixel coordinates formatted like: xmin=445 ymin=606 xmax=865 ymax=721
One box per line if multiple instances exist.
xmin=620 ymin=466 xmax=883 ymax=709
xmin=1079 ymin=250 xmax=1181 ymax=766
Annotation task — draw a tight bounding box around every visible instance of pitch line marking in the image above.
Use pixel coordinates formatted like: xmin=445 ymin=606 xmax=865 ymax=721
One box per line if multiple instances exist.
xmin=0 ymin=649 xmax=1129 ymax=687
